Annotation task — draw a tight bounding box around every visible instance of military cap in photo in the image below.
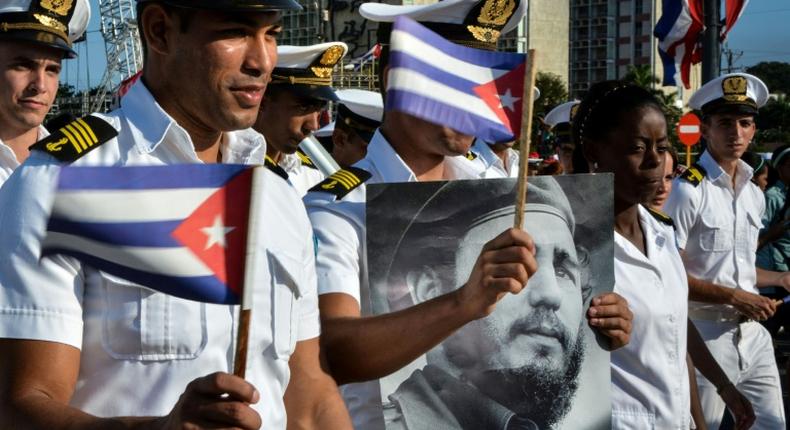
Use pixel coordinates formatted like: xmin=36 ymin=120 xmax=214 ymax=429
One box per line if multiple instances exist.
xmin=0 ymin=0 xmax=90 ymax=58
xmin=545 ymin=100 xmax=581 ymax=129
xmin=360 ymin=0 xmax=526 ymax=51
xmin=334 ymin=89 xmax=383 ymax=142
xmin=689 ymin=73 xmax=769 ymax=117
xmin=136 ymin=0 xmax=302 ymax=12
xmin=545 ymin=100 xmax=580 ymax=145
xmin=270 ymin=42 xmax=348 ymax=102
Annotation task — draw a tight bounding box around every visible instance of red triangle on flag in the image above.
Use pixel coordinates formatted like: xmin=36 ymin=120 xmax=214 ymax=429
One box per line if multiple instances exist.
xmin=473 ymin=61 xmax=526 ymax=140
xmin=171 ymin=168 xmax=253 ymax=295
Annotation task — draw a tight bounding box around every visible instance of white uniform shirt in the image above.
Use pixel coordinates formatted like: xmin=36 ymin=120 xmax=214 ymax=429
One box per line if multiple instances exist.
xmin=0 ymin=125 xmax=48 ymax=186
xmin=0 ymin=81 xmax=320 ymax=429
xmin=611 ymin=205 xmax=690 ymax=429
xmin=469 ymin=139 xmax=519 ymax=178
xmin=303 ymin=130 xmax=482 ymax=430
xmin=280 ymin=151 xmax=325 ymax=196
xmin=664 ymin=150 xmax=763 ymax=315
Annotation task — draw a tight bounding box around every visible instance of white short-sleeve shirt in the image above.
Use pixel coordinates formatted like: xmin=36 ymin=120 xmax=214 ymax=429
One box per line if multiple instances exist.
xmin=0 ymin=81 xmax=320 ymax=429
xmin=468 ymin=138 xmax=519 ymax=178
xmin=0 ymin=125 xmax=48 ymax=187
xmin=611 ymin=205 xmax=690 ymax=429
xmin=663 ymin=150 xmax=764 ymax=314
xmin=303 ymin=130 xmax=482 ymax=430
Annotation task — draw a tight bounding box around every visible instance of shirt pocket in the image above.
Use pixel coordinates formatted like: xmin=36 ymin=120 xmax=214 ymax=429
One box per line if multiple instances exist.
xmin=267 ymin=250 xmax=306 ymax=360
xmin=699 ymin=216 xmax=733 ymax=252
xmin=611 ymin=410 xmax=656 ymax=430
xmin=100 ymin=271 xmax=207 ymax=361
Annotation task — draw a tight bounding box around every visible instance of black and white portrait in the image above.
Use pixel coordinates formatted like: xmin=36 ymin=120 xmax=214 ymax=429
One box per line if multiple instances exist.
xmin=366 ymin=175 xmax=614 ymax=430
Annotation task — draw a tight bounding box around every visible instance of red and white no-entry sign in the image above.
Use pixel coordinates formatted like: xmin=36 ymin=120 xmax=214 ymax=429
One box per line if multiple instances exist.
xmin=677 ymin=112 xmax=702 ymax=146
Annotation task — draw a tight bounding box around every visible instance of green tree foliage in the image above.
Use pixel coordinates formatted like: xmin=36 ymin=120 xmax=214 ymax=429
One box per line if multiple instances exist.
xmin=532 ymin=72 xmax=569 ymax=156
xmin=746 ymin=62 xmax=790 ymax=95
xmin=755 ymin=95 xmax=790 ymax=147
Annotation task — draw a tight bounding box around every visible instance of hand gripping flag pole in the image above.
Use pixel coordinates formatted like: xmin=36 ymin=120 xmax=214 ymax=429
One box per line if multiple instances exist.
xmin=234 ymin=166 xmax=265 ymax=378
xmin=513 ymin=49 xmax=538 ymax=230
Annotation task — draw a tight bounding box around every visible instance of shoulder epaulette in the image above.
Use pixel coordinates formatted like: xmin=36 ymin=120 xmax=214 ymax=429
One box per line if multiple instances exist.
xmin=646 ymin=207 xmax=675 ymax=228
xmin=264 ymin=155 xmax=289 ymax=180
xmin=308 ymin=167 xmax=371 ymax=199
xmin=679 ymin=163 xmax=706 ymax=187
xmin=31 ymin=115 xmax=117 ymax=162
xmin=465 ymin=151 xmax=478 ymax=161
xmin=296 ymin=149 xmax=318 ymax=170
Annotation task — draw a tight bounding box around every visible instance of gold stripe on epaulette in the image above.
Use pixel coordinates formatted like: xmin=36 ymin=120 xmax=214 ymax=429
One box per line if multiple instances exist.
xmin=339 ymin=170 xmax=362 ymax=186
xmin=72 ymin=119 xmax=97 ymax=146
xmin=69 ymin=122 xmax=92 ymax=148
xmin=59 ymin=127 xmax=83 ymax=153
xmin=65 ymin=124 xmax=89 ymax=150
xmin=76 ymin=118 xmax=97 ymax=142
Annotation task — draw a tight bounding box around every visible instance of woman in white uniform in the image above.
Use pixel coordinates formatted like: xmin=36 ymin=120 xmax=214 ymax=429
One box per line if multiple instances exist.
xmin=574 ymin=81 xmax=755 ymax=430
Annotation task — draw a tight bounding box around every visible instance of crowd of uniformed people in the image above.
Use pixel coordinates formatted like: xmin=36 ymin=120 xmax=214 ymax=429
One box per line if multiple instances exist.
xmin=0 ymin=0 xmax=788 ymax=429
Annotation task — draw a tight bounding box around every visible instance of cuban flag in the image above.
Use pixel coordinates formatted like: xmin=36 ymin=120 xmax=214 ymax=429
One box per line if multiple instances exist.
xmin=42 ymin=164 xmax=254 ymax=305
xmin=721 ymin=0 xmax=750 ymax=40
xmin=654 ymin=0 xmax=703 ymax=89
xmin=386 ymin=17 xmax=528 ymax=143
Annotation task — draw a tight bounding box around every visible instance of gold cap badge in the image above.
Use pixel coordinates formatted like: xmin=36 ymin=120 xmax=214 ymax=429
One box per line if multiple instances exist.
xmin=466 ymin=0 xmax=517 ymax=44
xmin=722 ymin=75 xmax=749 ymax=103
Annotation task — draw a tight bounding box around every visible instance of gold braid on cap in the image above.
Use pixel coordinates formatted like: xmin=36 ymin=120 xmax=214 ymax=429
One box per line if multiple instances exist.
xmin=270 ymin=45 xmax=344 ymax=86
xmin=0 ymin=21 xmax=67 ymax=42
xmin=270 ymin=73 xmax=331 ymax=86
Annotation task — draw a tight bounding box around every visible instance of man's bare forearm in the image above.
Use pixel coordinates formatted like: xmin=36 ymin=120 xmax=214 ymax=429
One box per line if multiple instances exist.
xmin=687 ymin=275 xmax=735 ymax=305
xmin=321 ymin=289 xmax=474 ymax=385
xmin=755 ymin=267 xmax=787 ymax=288
xmin=2 ymin=395 xmax=160 ymax=430
xmin=285 ymin=338 xmax=352 ymax=430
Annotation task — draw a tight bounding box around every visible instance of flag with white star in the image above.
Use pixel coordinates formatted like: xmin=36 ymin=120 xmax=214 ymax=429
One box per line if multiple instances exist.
xmin=41 ymin=164 xmax=255 ymax=304
xmin=385 ymin=17 xmax=528 ymax=143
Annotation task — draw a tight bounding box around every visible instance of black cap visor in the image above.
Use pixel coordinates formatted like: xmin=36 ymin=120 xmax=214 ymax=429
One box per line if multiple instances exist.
xmin=701 ymin=98 xmax=759 ymax=117
xmin=273 ymin=83 xmax=338 ymax=103
xmin=0 ymin=13 xmax=75 ymax=59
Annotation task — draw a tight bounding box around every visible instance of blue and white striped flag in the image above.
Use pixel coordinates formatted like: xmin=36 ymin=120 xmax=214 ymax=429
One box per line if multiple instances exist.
xmin=386 ymin=17 xmax=528 ymax=143
xmin=42 ymin=164 xmax=254 ymax=304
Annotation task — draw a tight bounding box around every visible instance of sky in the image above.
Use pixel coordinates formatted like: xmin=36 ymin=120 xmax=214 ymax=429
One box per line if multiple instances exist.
xmin=60 ymin=0 xmax=790 ymax=90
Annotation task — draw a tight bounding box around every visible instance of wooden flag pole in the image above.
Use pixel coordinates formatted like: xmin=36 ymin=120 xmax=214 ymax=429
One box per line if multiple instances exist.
xmin=234 ymin=166 xmax=265 ymax=378
xmin=513 ymin=49 xmax=539 ymax=230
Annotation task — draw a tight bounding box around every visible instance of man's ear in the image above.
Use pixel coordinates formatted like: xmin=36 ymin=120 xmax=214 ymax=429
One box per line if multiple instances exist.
xmin=332 ymin=128 xmax=349 ymax=149
xmin=140 ymin=4 xmax=175 ymax=56
xmin=406 ymin=266 xmax=442 ymax=304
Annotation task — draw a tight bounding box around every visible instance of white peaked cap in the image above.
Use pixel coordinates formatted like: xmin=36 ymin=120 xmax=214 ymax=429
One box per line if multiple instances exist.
xmin=0 ymin=0 xmax=90 ymax=58
xmin=689 ymin=73 xmax=769 ymax=115
xmin=336 ymin=89 xmax=384 ymax=122
xmin=545 ymin=100 xmax=581 ymax=128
